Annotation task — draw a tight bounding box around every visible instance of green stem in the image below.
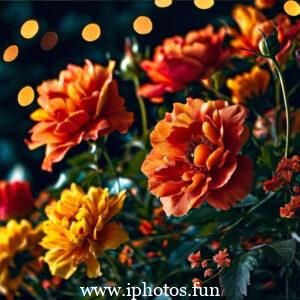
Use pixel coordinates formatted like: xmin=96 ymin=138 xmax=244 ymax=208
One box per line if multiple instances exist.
xmin=133 ymin=76 xmax=148 ymax=142
xmin=102 ymin=144 xmax=120 ymax=193
xmin=272 ymin=60 xmax=290 ymax=157
xmin=225 ymin=192 xmax=275 ymax=232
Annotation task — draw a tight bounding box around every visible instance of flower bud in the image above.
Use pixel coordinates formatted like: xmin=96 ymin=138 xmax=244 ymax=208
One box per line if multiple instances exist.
xmin=258 ymin=27 xmax=280 ymax=58
xmin=120 ymin=38 xmax=142 ymax=80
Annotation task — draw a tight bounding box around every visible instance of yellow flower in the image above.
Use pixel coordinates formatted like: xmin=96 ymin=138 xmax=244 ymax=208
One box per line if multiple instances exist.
xmin=40 ymin=184 xmax=128 ymax=279
xmin=0 ymin=219 xmax=43 ymax=295
xmin=226 ymin=66 xmax=270 ymax=104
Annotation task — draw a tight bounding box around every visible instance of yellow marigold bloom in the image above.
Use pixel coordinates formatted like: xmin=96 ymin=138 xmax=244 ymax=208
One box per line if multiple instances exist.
xmin=226 ymin=66 xmax=270 ymax=104
xmin=0 ymin=219 xmax=43 ymax=295
xmin=40 ymin=184 xmax=128 ymax=279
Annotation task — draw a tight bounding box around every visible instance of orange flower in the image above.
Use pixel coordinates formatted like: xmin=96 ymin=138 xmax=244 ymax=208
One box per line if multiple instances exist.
xmin=280 ymin=195 xmax=300 ymax=218
xmin=139 ymin=219 xmax=155 ymax=235
xmin=213 ymin=248 xmax=231 ymax=268
xmin=255 ymin=0 xmax=276 ymax=9
xmin=188 ymin=251 xmax=201 ymax=268
xmin=192 ymin=278 xmax=203 ymax=287
xmin=0 ymin=181 xmax=34 ymax=221
xmin=138 ymin=26 xmax=230 ymax=103
xmin=226 ymin=66 xmax=270 ymax=104
xmin=26 ymin=60 xmax=134 ymax=171
xmin=40 ymin=184 xmax=128 ymax=279
xmin=231 ymin=5 xmax=300 ymax=62
xmin=263 ymin=155 xmax=300 ymax=192
xmin=141 ymin=98 xmax=254 ymax=216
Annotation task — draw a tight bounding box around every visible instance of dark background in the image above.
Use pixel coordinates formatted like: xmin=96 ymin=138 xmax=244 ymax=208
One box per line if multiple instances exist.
xmin=0 ymin=0 xmax=288 ymax=194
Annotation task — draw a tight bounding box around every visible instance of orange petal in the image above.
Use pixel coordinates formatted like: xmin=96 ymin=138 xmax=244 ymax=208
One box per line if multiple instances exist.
xmin=194 ymin=144 xmax=212 ymax=167
xmin=206 ymin=147 xmax=224 ymax=170
xmin=207 ymin=155 xmax=254 ymax=209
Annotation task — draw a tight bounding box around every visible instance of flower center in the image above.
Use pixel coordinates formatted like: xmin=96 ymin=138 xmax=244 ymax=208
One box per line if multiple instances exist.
xmin=186 ymin=135 xmax=216 ymax=172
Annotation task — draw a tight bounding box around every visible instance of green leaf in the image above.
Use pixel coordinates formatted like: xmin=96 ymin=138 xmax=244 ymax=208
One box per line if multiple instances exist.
xmin=181 ymin=204 xmax=217 ymax=224
xmin=263 ymin=239 xmax=296 ymax=265
xmin=234 ymin=195 xmax=259 ymax=208
xmin=169 ymin=239 xmax=200 ymax=266
xmin=220 ymin=251 xmax=257 ymax=300
xmin=197 ymin=222 xmax=218 ymax=237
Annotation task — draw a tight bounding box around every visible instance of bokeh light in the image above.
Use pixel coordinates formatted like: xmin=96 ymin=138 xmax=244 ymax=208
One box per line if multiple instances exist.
xmin=3 ymin=45 xmax=19 ymax=62
xmin=17 ymin=86 xmax=35 ymax=107
xmin=82 ymin=23 xmax=101 ymax=42
xmin=20 ymin=19 xmax=39 ymax=39
xmin=284 ymin=0 xmax=300 ymax=16
xmin=40 ymin=32 xmax=58 ymax=51
xmin=133 ymin=16 xmax=153 ymax=35
xmin=194 ymin=0 xmax=214 ymax=9
xmin=154 ymin=0 xmax=172 ymax=8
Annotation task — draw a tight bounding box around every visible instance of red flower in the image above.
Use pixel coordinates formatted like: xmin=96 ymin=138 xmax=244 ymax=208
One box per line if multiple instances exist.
xmin=138 ymin=26 xmax=231 ymax=103
xmin=139 ymin=220 xmax=155 ymax=235
xmin=26 ymin=60 xmax=134 ymax=171
xmin=192 ymin=278 xmax=203 ymax=287
xmin=141 ymin=98 xmax=254 ymax=216
xmin=263 ymin=156 xmax=300 ymax=192
xmin=204 ymin=268 xmax=214 ymax=278
xmin=188 ymin=251 xmax=201 ymax=268
xmin=0 ymin=181 xmax=34 ymax=221
xmin=280 ymin=195 xmax=300 ymax=218
xmin=213 ymin=249 xmax=231 ymax=268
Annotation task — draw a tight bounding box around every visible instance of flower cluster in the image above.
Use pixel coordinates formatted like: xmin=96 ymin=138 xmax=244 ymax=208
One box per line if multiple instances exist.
xmin=264 ymin=155 xmax=300 ymax=193
xmin=188 ymin=249 xmax=231 ymax=285
xmin=280 ymin=195 xmax=300 ymax=218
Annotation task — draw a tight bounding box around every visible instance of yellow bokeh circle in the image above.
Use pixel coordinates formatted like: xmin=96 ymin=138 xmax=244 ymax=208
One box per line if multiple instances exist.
xmin=284 ymin=0 xmax=300 ymax=16
xmin=133 ymin=16 xmax=153 ymax=35
xmin=18 ymin=86 xmax=35 ymax=107
xmin=82 ymin=23 xmax=101 ymax=42
xmin=194 ymin=0 xmax=214 ymax=9
xmin=154 ymin=0 xmax=172 ymax=8
xmin=20 ymin=19 xmax=39 ymax=39
xmin=3 ymin=45 xmax=19 ymax=62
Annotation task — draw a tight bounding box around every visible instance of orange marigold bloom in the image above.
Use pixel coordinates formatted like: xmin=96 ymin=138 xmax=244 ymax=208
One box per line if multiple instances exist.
xmin=188 ymin=251 xmax=201 ymax=269
xmin=231 ymin=5 xmax=300 ymax=62
xmin=255 ymin=0 xmax=276 ymax=9
xmin=226 ymin=66 xmax=270 ymax=104
xmin=138 ymin=26 xmax=231 ymax=103
xmin=141 ymin=98 xmax=254 ymax=216
xmin=40 ymin=184 xmax=128 ymax=279
xmin=213 ymin=248 xmax=231 ymax=268
xmin=280 ymin=195 xmax=300 ymax=218
xmin=0 ymin=220 xmax=43 ymax=296
xmin=26 ymin=60 xmax=134 ymax=172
